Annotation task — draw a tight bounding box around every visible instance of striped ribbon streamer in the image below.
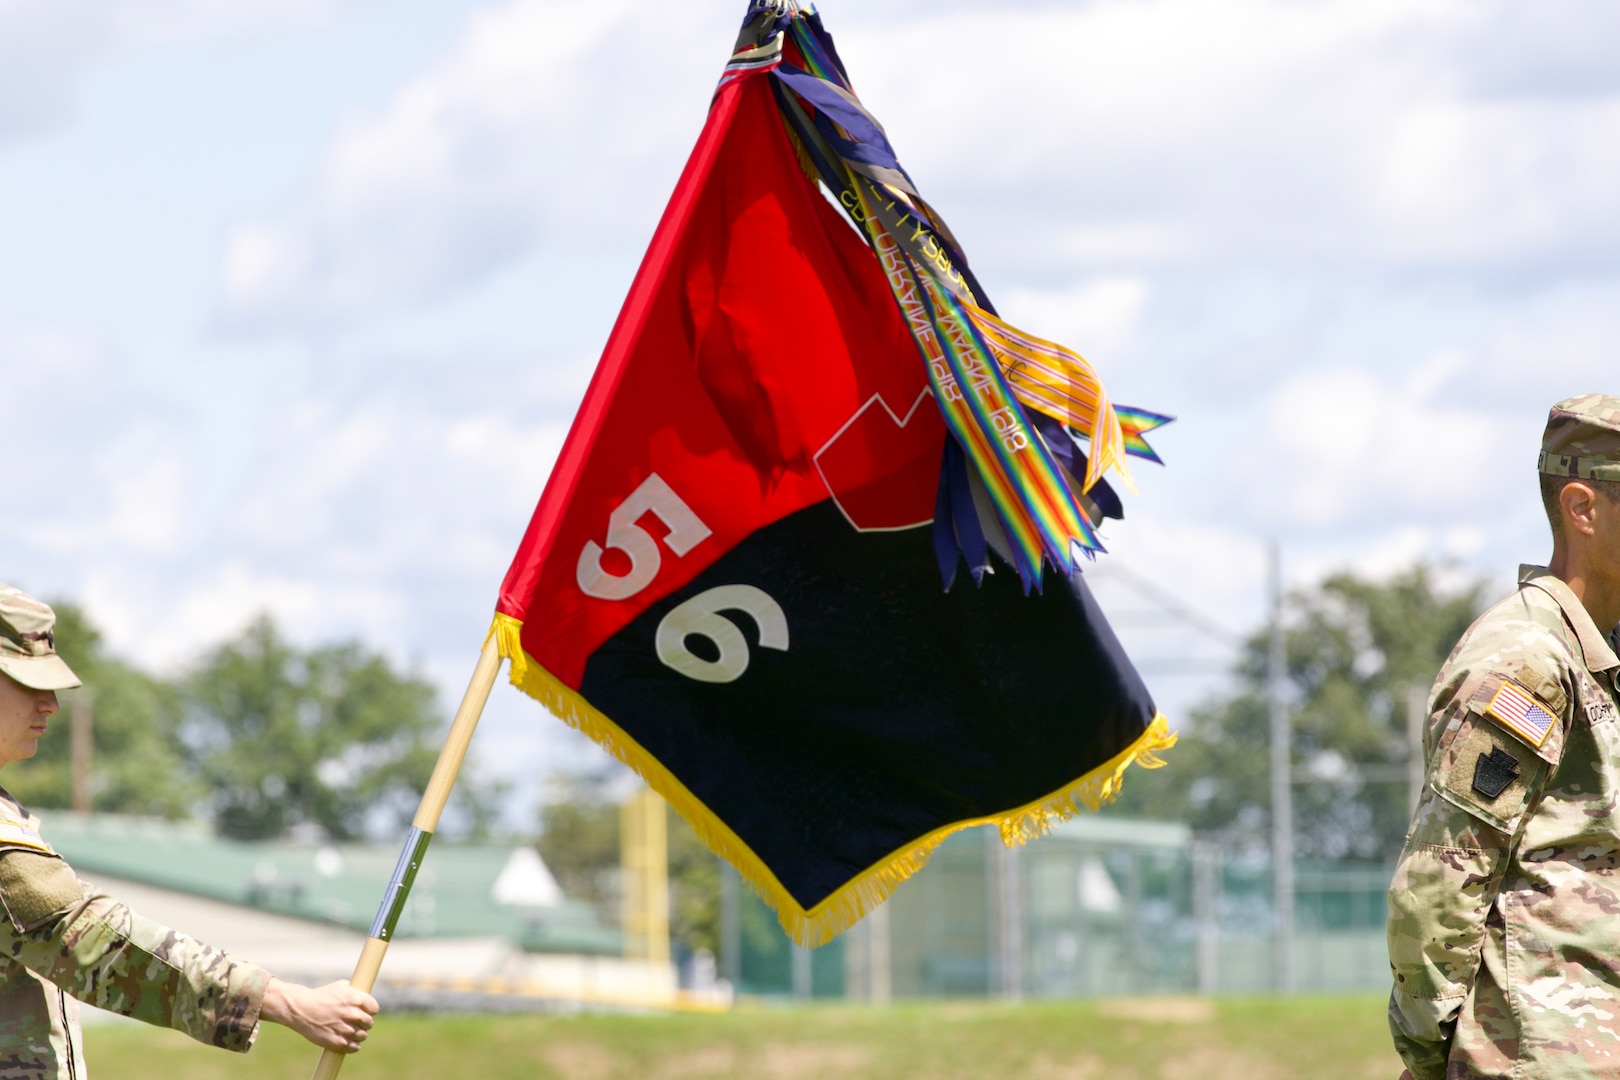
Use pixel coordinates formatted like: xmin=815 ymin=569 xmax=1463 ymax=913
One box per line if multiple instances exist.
xmin=963 ymin=305 xmax=1130 ymax=495
xmin=957 ymin=312 xmax=1169 ymax=490
xmin=717 ymin=9 xmax=785 ymax=94
xmin=1114 ymin=405 xmax=1173 ymax=464
xmin=854 ymin=184 xmax=1104 ymax=582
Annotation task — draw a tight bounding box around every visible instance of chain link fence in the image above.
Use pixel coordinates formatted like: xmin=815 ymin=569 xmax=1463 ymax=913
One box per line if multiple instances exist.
xmin=727 ymin=816 xmax=1392 ymax=999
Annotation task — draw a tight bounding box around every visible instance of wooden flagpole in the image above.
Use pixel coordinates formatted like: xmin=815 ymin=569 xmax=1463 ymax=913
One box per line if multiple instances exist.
xmin=309 ymin=633 xmax=504 ymax=1080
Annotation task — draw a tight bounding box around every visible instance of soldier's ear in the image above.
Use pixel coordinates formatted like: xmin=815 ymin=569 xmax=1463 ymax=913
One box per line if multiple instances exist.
xmin=1560 ymin=481 xmax=1600 ymax=538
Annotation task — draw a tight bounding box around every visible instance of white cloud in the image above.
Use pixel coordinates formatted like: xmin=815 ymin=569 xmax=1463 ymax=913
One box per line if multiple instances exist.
xmin=998 ymin=276 xmax=1151 ymax=364
xmin=1261 ymin=357 xmax=1506 ymax=526
xmin=1453 ymin=3 xmax=1620 ymax=100
xmin=0 ymin=325 xmax=197 ymax=557
xmin=225 ymin=395 xmax=567 ymax=573
xmin=218 ymin=0 xmax=1620 ymax=334
xmin=0 ymin=0 xmax=353 ymax=141
xmin=219 ymin=0 xmax=739 ymax=331
xmin=842 ymin=0 xmax=1620 ymax=273
xmin=1 ymin=312 xmax=577 ymax=669
xmin=99 ymin=439 xmax=189 ymax=554
xmin=0 ymin=322 xmax=103 ymax=386
xmin=1291 ymin=523 xmax=1496 ymax=591
xmin=82 ymin=562 xmax=354 ymax=672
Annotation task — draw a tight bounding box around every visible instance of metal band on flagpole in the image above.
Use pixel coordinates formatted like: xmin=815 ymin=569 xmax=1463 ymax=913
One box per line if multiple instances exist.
xmin=369 ymin=827 xmax=433 ymax=941
xmin=309 ymin=633 xmax=503 ymax=1080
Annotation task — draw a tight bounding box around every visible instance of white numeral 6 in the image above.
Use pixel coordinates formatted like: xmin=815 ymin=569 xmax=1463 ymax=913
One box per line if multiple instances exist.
xmin=656 ymin=586 xmax=789 ymax=684
xmin=577 ymin=474 xmax=712 ymax=601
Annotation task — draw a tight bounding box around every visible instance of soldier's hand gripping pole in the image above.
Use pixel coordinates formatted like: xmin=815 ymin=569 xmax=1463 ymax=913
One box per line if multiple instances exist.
xmin=309 ymin=633 xmax=504 ymax=1080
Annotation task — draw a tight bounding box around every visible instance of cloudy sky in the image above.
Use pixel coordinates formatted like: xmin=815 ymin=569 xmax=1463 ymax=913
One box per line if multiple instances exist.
xmin=5 ymin=0 xmax=1618 ymax=828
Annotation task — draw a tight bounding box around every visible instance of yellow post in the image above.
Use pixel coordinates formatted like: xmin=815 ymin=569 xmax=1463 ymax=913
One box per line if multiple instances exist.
xmin=620 ymin=787 xmax=670 ymax=967
xmin=309 ymin=633 xmax=503 ymax=1080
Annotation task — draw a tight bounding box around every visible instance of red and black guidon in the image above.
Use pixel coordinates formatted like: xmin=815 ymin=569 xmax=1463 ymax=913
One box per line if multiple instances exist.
xmin=494 ymin=1 xmax=1173 ymax=944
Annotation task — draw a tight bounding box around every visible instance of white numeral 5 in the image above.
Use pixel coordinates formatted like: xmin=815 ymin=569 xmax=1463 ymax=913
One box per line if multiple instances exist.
xmin=656 ymin=586 xmax=789 ymax=684
xmin=576 ymin=474 xmax=712 ymax=601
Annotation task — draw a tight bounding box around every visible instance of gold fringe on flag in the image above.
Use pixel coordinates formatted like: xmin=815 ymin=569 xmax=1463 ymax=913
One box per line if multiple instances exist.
xmin=490 ymin=613 xmax=1177 ymax=948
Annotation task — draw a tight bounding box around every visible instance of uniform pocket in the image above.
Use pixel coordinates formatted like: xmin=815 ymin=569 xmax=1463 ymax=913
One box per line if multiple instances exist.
xmin=0 ymin=851 xmax=86 ymax=933
xmin=1436 ymin=719 xmax=1547 ymax=831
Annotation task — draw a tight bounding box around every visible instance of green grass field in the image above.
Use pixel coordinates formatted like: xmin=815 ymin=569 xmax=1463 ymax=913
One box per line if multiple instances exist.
xmin=85 ymin=996 xmax=1400 ymax=1079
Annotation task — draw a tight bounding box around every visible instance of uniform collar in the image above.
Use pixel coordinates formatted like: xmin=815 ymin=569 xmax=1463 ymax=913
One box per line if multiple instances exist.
xmin=1519 ymin=564 xmax=1620 ymax=674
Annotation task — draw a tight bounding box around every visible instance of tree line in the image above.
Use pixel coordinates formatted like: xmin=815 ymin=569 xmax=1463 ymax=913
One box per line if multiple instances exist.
xmin=11 ymin=605 xmax=499 ymax=841
xmin=1113 ymin=563 xmax=1486 ymax=861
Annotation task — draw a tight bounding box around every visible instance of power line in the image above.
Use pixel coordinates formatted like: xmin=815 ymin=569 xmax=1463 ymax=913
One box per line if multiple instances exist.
xmin=1089 ymin=562 xmax=1245 ymax=645
xmin=1131 ymin=660 xmax=1238 ymax=677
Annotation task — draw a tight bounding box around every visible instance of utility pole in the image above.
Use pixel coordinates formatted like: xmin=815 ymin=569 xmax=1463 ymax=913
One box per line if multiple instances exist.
xmin=719 ymin=862 xmax=741 ymax=988
xmin=991 ymin=832 xmax=1023 ymax=1000
xmin=1408 ymin=684 xmax=1428 ymax=811
xmin=841 ymin=902 xmax=891 ymax=1002
xmin=70 ymin=691 xmax=94 ymax=814
xmin=791 ymin=942 xmax=812 ymax=1000
xmin=1192 ymin=839 xmax=1220 ymax=994
xmin=844 ymin=917 xmax=869 ymax=999
xmin=1268 ymin=541 xmax=1295 ymax=994
xmin=868 ymin=902 xmax=891 ymax=1003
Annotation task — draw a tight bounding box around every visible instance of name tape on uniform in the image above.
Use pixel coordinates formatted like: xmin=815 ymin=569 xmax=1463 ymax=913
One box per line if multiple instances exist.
xmin=1487 ymin=681 xmax=1556 ymax=748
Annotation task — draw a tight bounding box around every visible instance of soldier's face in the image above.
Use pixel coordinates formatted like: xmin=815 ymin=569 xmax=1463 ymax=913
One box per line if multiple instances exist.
xmin=0 ymin=672 xmax=58 ymax=766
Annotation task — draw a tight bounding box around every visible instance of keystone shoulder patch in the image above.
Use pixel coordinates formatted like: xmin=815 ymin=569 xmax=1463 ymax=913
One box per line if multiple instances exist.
xmin=1440 ymin=717 xmax=1544 ymax=827
xmin=1472 ymin=746 xmax=1521 ymax=800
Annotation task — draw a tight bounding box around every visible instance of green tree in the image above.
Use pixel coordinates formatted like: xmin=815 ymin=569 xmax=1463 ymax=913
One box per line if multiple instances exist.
xmin=6 ymin=602 xmax=199 ymax=818
xmin=182 ymin=616 xmax=444 ymax=841
xmin=535 ymin=767 xmax=721 ymax=956
xmin=1113 ymin=563 xmax=1486 ymax=861
xmin=667 ymin=811 xmax=721 ymax=957
xmin=535 ymin=768 xmax=622 ymax=915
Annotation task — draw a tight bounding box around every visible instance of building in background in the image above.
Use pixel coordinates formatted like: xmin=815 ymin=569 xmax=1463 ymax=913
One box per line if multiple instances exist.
xmin=42 ymin=812 xmax=727 ymax=1014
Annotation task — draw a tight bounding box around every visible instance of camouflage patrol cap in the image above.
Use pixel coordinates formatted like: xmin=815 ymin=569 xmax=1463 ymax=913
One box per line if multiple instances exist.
xmin=0 ymin=586 xmax=81 ymax=691
xmin=1539 ymin=394 xmax=1620 ymax=482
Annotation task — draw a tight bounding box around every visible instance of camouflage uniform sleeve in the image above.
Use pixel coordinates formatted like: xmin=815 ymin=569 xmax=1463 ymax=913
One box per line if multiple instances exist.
xmin=1386 ymin=786 xmax=1513 ymax=1079
xmin=0 ymin=849 xmax=272 ymax=1052
xmin=1386 ymin=671 xmax=1559 ymax=1080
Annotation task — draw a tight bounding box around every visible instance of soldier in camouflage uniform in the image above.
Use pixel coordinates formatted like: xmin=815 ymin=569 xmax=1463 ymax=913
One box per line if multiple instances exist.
xmin=1389 ymin=394 xmax=1620 ymax=1079
xmin=0 ymin=585 xmax=380 ymax=1078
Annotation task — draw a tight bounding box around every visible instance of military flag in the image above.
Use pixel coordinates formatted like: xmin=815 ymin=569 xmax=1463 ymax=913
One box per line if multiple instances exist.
xmin=492 ymin=0 xmax=1175 ymax=945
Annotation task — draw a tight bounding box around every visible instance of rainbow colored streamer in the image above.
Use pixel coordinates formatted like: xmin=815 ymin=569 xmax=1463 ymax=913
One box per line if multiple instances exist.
xmin=855 ymin=187 xmax=1103 ymax=582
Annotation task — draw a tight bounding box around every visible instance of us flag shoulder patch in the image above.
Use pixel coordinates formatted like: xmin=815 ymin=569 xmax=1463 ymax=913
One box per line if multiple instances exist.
xmin=0 ymin=822 xmax=53 ymax=854
xmin=1486 ymin=680 xmax=1558 ymax=748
